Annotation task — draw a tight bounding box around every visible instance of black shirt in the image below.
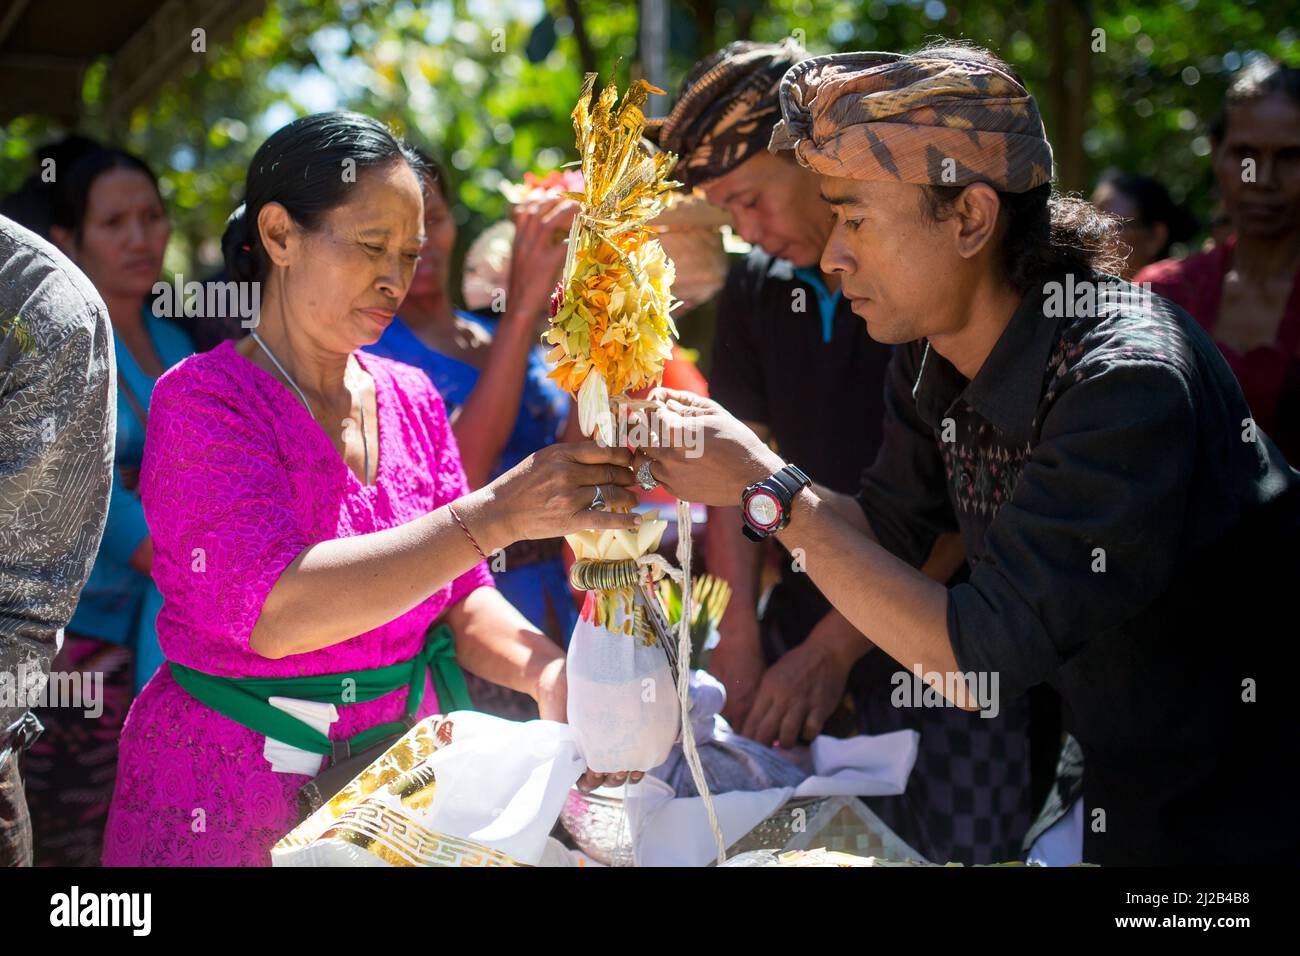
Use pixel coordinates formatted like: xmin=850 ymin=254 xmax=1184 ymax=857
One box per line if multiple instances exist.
xmin=712 ymin=250 xmax=1037 ymax=865
xmin=857 ymin=271 xmax=1300 ymax=865
xmin=710 ymin=249 xmax=894 ymax=631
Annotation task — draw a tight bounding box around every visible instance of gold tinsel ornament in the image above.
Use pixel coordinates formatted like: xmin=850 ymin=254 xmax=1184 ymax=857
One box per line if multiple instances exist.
xmin=544 ymin=71 xmax=682 ymax=447
xmin=550 ymin=73 xmax=729 ymax=865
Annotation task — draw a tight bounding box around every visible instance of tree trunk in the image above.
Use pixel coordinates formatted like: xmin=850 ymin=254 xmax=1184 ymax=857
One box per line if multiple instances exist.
xmin=563 ymin=0 xmax=598 ymax=75
xmin=1046 ymin=0 xmax=1093 ymax=193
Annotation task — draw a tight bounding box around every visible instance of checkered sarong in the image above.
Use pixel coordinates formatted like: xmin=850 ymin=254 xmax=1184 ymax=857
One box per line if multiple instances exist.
xmin=761 ymin=612 xmax=1033 ymax=865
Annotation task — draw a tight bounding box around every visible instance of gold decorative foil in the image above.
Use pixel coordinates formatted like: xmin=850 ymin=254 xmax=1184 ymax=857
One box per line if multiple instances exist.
xmin=545 ymin=72 xmax=682 ymax=443
xmin=272 ymin=715 xmax=528 ymax=867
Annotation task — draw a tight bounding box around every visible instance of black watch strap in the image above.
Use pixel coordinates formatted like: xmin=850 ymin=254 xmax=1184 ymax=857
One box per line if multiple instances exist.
xmin=770 ymin=464 xmax=811 ymax=498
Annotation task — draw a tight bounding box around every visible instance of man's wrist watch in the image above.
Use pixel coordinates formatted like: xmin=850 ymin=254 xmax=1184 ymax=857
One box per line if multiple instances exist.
xmin=741 ymin=464 xmax=811 ymax=541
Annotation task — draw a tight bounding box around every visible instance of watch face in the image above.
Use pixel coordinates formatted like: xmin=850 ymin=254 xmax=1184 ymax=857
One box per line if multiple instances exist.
xmin=745 ymin=489 xmax=781 ymax=529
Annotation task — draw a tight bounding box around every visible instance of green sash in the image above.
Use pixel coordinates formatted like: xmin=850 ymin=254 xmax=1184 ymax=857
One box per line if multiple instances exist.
xmin=168 ymin=624 xmax=472 ymax=757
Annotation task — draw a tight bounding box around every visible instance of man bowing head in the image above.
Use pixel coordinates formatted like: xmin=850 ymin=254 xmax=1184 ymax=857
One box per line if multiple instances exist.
xmin=635 ymin=41 xmax=1300 ymax=867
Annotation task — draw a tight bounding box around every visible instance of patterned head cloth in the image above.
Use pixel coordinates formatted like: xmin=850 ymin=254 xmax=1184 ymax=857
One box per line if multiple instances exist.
xmin=769 ymin=51 xmax=1054 ymax=193
xmin=652 ymin=38 xmax=808 ymax=190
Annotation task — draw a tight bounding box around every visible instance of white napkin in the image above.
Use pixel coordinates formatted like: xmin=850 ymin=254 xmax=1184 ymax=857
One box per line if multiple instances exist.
xmin=794 ymin=731 xmax=922 ymax=797
xmin=280 ymin=703 xmax=919 ymax=867
xmin=421 ymin=711 xmax=586 ymax=866
xmin=625 ymin=728 xmax=920 ymax=867
xmin=263 ymin=697 xmax=338 ymax=776
xmin=625 ymin=776 xmax=790 ymax=867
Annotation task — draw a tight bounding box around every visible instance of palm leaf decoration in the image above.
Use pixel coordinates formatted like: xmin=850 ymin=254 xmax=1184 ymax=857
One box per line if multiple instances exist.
xmin=656 ymin=574 xmax=733 ymax=671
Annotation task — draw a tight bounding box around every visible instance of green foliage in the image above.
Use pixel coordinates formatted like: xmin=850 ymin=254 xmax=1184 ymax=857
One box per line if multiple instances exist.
xmin=1 ymin=0 xmax=1294 ymax=279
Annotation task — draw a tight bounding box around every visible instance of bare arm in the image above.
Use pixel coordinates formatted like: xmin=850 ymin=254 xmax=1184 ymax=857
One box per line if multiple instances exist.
xmin=739 ymin=529 xmax=967 ymax=745
xmin=452 ymin=197 xmax=576 ymax=488
xmin=776 ymin=486 xmax=960 ymax=575
xmin=636 ymin=388 xmax=975 ymax=710
xmin=450 ymin=318 xmax=537 ymax=489
xmin=773 ymin=528 xmax=963 ymax=678
xmin=253 ymin=489 xmax=496 ymax=659
xmin=444 ymin=584 xmax=563 ymax=699
xmin=250 ymin=444 xmax=639 ymax=660
xmin=807 ymin=482 xmax=873 ymax=535
xmin=128 ymin=536 xmax=153 ymax=576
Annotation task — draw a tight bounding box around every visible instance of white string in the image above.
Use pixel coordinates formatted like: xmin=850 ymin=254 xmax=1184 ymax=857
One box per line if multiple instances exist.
xmin=674 ymin=498 xmax=727 ymax=865
xmin=251 ymin=331 xmax=369 ymax=483
xmin=636 ymin=552 xmax=682 ymax=585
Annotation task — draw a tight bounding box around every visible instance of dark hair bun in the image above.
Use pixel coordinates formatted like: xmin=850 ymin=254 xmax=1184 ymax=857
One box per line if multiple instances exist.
xmin=221 ymin=202 xmax=262 ymax=283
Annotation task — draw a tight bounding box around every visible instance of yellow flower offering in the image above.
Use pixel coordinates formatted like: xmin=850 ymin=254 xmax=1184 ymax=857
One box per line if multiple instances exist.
xmin=545 ymin=71 xmax=682 ymax=447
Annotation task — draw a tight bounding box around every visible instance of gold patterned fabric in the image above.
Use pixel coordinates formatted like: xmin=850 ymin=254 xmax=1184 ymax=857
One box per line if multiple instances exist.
xmin=652 ymin=39 xmax=808 ymax=189
xmin=769 ymin=51 xmax=1054 ymax=193
xmin=272 ymin=715 xmax=527 ymax=867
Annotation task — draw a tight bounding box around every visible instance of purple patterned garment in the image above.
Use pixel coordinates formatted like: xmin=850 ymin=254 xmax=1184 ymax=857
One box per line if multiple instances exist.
xmin=102 ymin=340 xmax=493 ymax=866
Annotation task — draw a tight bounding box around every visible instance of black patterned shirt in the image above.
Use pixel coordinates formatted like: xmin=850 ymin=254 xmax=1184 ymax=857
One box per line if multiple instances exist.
xmin=855 ymin=270 xmax=1300 ymax=865
xmin=0 ymin=215 xmax=115 ymax=735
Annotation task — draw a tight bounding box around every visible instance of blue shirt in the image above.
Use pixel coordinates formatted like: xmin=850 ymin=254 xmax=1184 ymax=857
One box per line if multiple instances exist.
xmin=69 ymin=310 xmax=193 ymax=686
xmin=792 ymin=266 xmax=843 ymax=344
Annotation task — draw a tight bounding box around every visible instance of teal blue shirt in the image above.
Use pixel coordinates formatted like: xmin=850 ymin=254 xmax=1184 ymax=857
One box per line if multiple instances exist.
xmin=793 ymin=266 xmax=843 ymax=344
xmin=69 ymin=309 xmax=194 ymax=688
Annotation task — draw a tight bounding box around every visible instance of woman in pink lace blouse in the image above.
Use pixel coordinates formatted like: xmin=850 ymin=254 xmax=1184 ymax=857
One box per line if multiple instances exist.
xmin=102 ymin=112 xmax=643 ymax=866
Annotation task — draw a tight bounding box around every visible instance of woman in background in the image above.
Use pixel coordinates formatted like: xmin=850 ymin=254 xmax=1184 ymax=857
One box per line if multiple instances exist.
xmin=24 ymin=142 xmax=194 ymax=866
xmin=1138 ymin=58 xmax=1300 ymax=464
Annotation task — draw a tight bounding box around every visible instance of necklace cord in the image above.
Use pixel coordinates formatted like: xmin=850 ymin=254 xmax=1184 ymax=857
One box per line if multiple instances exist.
xmin=251 ymin=331 xmax=371 ymax=484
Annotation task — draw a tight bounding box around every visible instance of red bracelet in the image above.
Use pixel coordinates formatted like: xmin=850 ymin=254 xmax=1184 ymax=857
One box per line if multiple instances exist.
xmin=448 ymin=505 xmax=488 ymax=560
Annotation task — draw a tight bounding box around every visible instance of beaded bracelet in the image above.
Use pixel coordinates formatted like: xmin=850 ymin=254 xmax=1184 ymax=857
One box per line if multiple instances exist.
xmin=447 ymin=505 xmax=487 ymax=560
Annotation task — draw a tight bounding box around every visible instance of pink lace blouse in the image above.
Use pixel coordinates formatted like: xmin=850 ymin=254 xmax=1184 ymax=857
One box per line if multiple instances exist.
xmin=103 ymin=340 xmax=493 ymax=866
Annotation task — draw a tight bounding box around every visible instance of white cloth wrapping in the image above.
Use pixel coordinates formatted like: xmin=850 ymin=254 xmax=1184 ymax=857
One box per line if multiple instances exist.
xmin=412 ymin=670 xmax=919 ymax=867
xmin=565 ymin=590 xmax=680 ymax=773
xmin=372 ymin=702 xmax=915 ymax=867
xmin=421 ymin=711 xmax=586 ymax=866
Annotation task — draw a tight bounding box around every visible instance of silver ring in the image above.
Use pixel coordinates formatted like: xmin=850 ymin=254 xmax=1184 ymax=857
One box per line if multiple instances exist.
xmin=636 ymin=459 xmax=658 ymax=491
xmin=590 ymin=484 xmax=606 ymax=510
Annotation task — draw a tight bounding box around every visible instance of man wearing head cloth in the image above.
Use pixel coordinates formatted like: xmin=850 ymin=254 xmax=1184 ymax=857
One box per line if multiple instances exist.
xmin=655 ymin=40 xmax=1037 ymax=867
xmin=637 ymin=42 xmax=1300 ymax=866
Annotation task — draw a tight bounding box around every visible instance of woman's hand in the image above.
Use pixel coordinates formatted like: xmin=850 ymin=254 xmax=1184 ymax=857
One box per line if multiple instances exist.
xmin=531 ymin=657 xmax=646 ymax=792
xmin=631 ymin=388 xmax=786 ymax=507
xmin=469 ymin=441 xmax=640 ymax=551
xmin=506 ymin=195 xmax=578 ymax=325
